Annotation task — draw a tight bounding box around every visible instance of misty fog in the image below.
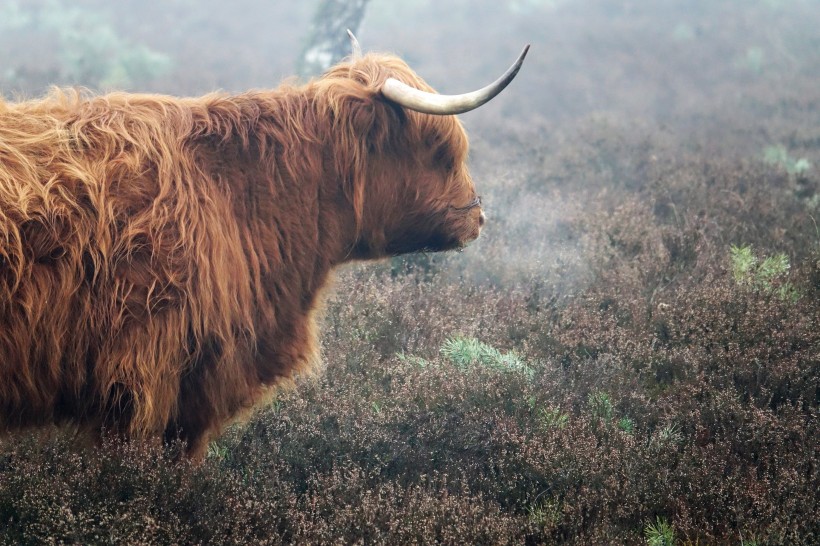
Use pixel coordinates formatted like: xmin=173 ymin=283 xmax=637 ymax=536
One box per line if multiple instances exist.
xmin=3 ymin=1 xmax=817 ymax=170
xmin=1 ymin=2 xmax=818 ymax=542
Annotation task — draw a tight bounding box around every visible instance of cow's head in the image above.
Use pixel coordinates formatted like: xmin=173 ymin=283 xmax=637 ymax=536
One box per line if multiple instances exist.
xmin=315 ymin=33 xmax=528 ymax=261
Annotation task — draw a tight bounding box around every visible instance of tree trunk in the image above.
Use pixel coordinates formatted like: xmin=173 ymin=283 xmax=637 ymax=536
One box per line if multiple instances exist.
xmin=298 ymin=0 xmax=371 ymax=79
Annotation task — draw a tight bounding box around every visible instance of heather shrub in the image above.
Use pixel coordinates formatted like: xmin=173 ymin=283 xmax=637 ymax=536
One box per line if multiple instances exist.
xmin=1 ymin=0 xmax=820 ymax=544
xmin=2 ymin=130 xmax=818 ymax=546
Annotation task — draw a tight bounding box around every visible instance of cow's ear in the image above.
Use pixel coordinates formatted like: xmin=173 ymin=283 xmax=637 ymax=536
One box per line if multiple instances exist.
xmin=343 ymin=92 xmax=404 ymax=151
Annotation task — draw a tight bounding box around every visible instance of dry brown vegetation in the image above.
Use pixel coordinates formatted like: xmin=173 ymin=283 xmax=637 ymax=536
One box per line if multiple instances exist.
xmin=1 ymin=0 xmax=818 ymax=544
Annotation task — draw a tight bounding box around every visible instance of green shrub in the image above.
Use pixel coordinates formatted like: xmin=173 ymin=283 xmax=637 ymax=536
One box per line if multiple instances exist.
xmin=539 ymin=407 xmax=570 ymax=429
xmin=617 ymin=416 xmax=635 ymax=433
xmin=763 ymin=145 xmax=811 ymax=176
xmin=587 ymin=391 xmax=614 ymax=422
xmin=645 ymin=516 xmax=677 ymax=546
xmin=440 ymin=336 xmax=535 ymax=379
xmin=730 ymin=244 xmax=800 ymax=300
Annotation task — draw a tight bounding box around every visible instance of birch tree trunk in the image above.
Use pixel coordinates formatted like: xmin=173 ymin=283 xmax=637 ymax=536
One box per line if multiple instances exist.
xmin=298 ymin=0 xmax=371 ymax=79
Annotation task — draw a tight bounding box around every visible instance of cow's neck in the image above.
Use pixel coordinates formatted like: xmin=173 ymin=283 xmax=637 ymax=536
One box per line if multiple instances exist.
xmin=195 ymin=90 xmax=366 ymax=379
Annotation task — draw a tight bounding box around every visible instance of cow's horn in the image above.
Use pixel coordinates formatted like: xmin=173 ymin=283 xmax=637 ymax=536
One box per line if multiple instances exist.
xmin=381 ymin=45 xmax=530 ymax=115
xmin=347 ymin=29 xmax=362 ymax=60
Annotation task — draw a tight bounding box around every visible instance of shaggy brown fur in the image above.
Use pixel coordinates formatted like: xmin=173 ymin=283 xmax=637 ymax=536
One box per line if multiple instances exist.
xmin=0 ymin=54 xmax=484 ymax=457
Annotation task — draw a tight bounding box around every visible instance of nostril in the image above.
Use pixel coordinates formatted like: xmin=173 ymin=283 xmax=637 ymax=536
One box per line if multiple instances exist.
xmin=478 ymin=211 xmax=486 ymax=227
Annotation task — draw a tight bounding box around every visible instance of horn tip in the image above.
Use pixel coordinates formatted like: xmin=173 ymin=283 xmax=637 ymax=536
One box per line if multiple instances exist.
xmin=347 ymin=29 xmax=363 ymax=59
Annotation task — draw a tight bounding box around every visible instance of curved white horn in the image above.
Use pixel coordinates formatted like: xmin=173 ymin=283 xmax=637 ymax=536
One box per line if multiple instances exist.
xmin=347 ymin=29 xmax=362 ymax=60
xmin=381 ymin=45 xmax=530 ymax=115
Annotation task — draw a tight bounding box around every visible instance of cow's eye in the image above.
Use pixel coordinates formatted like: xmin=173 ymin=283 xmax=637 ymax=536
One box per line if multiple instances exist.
xmin=450 ymin=195 xmax=481 ymax=211
xmin=433 ymin=149 xmax=455 ymax=172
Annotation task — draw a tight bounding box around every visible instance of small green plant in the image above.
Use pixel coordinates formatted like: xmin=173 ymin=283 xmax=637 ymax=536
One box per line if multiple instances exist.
xmin=527 ymin=497 xmax=562 ymax=527
xmin=651 ymin=423 xmax=683 ymax=449
xmin=617 ymin=416 xmax=635 ymax=433
xmin=763 ymin=144 xmax=811 ymax=176
xmin=440 ymin=337 xmax=534 ymax=379
xmin=730 ymin=244 xmax=757 ymax=285
xmin=730 ymin=245 xmax=799 ymax=301
xmin=206 ymin=440 xmax=230 ymax=461
xmin=644 ymin=516 xmax=677 ymax=546
xmin=757 ymin=253 xmax=790 ymax=286
xmin=539 ymin=407 xmax=570 ymax=429
xmin=396 ymin=352 xmax=431 ymax=368
xmin=587 ymin=391 xmax=614 ymax=421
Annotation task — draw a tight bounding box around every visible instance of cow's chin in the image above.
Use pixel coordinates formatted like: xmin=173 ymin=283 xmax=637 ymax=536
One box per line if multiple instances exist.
xmin=385 ymin=216 xmax=481 ymax=256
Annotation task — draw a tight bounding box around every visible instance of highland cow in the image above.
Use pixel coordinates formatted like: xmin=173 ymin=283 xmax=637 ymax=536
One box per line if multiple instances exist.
xmin=0 ymin=35 xmax=528 ymax=458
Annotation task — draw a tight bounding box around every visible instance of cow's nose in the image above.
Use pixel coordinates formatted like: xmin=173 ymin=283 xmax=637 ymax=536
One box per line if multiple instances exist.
xmin=478 ymin=211 xmax=486 ymax=226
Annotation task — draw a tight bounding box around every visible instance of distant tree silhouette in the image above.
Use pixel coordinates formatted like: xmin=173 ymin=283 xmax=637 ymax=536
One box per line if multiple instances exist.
xmin=298 ymin=0 xmax=371 ymax=78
